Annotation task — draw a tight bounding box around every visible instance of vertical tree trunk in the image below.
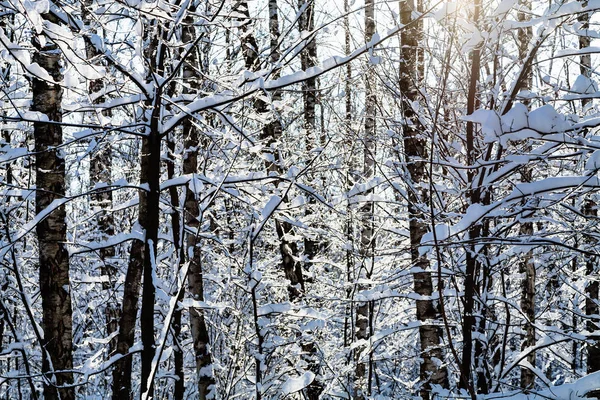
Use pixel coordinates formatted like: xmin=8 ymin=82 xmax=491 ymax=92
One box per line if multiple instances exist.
xmin=165 ymin=133 xmax=186 ymax=400
xmin=0 ymin=17 xmax=12 ymax=385
xmin=111 ymin=241 xmax=144 ymax=399
xmin=579 ymin=0 xmax=592 ymax=112
xmin=139 ymin=21 xmax=166 ymax=398
xmin=82 ymin=0 xmax=119 ymax=357
xmin=399 ymin=1 xmax=448 ymax=398
xmin=238 ymin=0 xmax=306 ymax=301
xmin=578 ymin=0 xmax=600 ymax=378
xmin=519 ymin=219 xmax=536 ymax=390
xmin=517 ymin=2 xmax=536 ymax=389
xmin=461 ymin=0 xmax=481 ymax=395
xmin=354 ymin=0 xmax=375 ymax=397
xmin=299 ymin=0 xmax=319 ymax=263
xmin=584 ymin=200 xmax=600 ymax=373
xmin=298 ymin=2 xmax=324 ymax=398
xmin=32 ymin=11 xmax=74 ymax=400
xmin=112 ymin=18 xmax=165 ymax=400
xmin=343 ymin=0 xmax=355 ymax=364
xmin=181 ymin=7 xmax=216 ymax=396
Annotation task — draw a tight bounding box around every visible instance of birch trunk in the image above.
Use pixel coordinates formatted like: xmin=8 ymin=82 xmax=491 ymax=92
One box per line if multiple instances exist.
xmin=354 ymin=0 xmax=375 ymax=396
xmin=32 ymin=10 xmax=74 ymax=400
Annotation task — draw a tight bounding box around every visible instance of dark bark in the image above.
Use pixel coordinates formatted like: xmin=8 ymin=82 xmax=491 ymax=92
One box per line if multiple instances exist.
xmin=83 ymin=0 xmax=119 ymax=357
xmin=299 ymin=0 xmax=321 ymax=277
xmin=579 ymin=0 xmax=591 ymax=110
xmin=343 ymin=0 xmax=355 ymax=366
xmin=354 ymin=0 xmax=375 ymax=397
xmin=292 ymin=12 xmax=325 ymax=383
xmin=112 ymin=17 xmax=165 ymax=400
xmin=584 ymin=200 xmax=600 ymax=373
xmin=165 ymin=133 xmax=186 ymax=400
xmin=519 ymin=223 xmax=536 ymax=389
xmin=399 ymin=0 xmax=448 ymax=398
xmin=111 ymin=240 xmax=144 ymax=400
xmin=461 ymin=0 xmax=481 ymax=395
xmin=238 ymin=0 xmax=306 ymax=302
xmin=517 ymin=4 xmax=536 ymax=389
xmin=32 ymin=11 xmax=74 ymax=399
xmin=180 ymin=6 xmax=215 ymax=398
xmin=136 ymin=131 xmax=161 ymax=399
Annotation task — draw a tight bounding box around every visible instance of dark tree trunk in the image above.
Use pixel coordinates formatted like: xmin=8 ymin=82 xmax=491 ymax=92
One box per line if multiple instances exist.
xmin=139 ymin=25 xmax=164 ymax=397
xmin=111 ymin=237 xmax=143 ymax=400
xmin=354 ymin=0 xmax=375 ymax=397
xmin=461 ymin=0 xmax=481 ymax=395
xmin=343 ymin=0 xmax=355 ymax=359
xmin=83 ymin=0 xmax=119 ymax=357
xmin=32 ymin=11 xmax=74 ymax=400
xmin=516 ymin=3 xmax=536 ymax=389
xmin=579 ymin=0 xmax=591 ymax=111
xmin=165 ymin=133 xmax=186 ymax=400
xmin=399 ymin=0 xmax=448 ymax=398
xmin=112 ymin=18 xmax=165 ymax=400
xmin=299 ymin=0 xmax=320 ymax=267
xmin=584 ymin=200 xmax=600 ymax=373
xmin=297 ymin=1 xmax=324 ymax=397
xmin=181 ymin=9 xmax=216 ymax=393
xmin=519 ymin=222 xmax=536 ymax=389
xmin=238 ymin=0 xmax=306 ymax=302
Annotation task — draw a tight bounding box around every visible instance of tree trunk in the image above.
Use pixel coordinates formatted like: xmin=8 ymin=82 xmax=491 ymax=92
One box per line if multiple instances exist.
xmin=83 ymin=0 xmax=119 ymax=357
xmin=354 ymin=0 xmax=375 ymax=397
xmin=111 ymin=236 xmax=143 ymax=399
xmin=32 ymin=11 xmax=74 ymax=400
xmin=139 ymin=22 xmax=165 ymax=398
xmin=299 ymin=0 xmax=319 ymax=264
xmin=399 ymin=1 xmax=448 ymax=398
xmin=519 ymin=221 xmax=536 ymax=389
xmin=579 ymin=0 xmax=592 ymax=111
xmin=237 ymin=0 xmax=306 ymax=301
xmin=181 ymin=8 xmax=216 ymax=396
xmin=343 ymin=0 xmax=356 ymax=383
xmin=298 ymin=1 xmax=324 ymax=398
xmin=517 ymin=2 xmax=536 ymax=389
xmin=111 ymin=18 xmax=165 ymax=400
xmin=461 ymin=0 xmax=481 ymax=395
xmin=584 ymin=200 xmax=600 ymax=373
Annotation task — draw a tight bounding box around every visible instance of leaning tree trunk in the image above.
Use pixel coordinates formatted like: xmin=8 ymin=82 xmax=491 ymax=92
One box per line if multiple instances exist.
xmin=399 ymin=0 xmax=448 ymax=398
xmin=238 ymin=0 xmax=306 ymax=301
xmin=354 ymin=0 xmax=376 ymax=397
xmin=32 ymin=10 xmax=74 ymax=400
